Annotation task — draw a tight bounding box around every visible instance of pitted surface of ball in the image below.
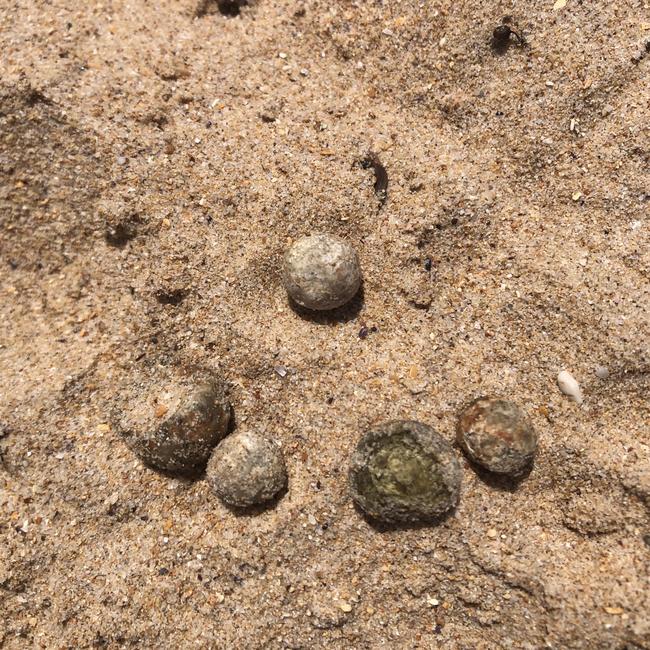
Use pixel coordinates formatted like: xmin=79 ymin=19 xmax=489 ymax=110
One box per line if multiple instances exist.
xmin=349 ymin=420 xmax=461 ymax=523
xmin=456 ymin=397 xmax=537 ymax=475
xmin=282 ymin=233 xmax=361 ymax=310
xmin=114 ymin=364 xmax=230 ymax=473
xmin=207 ymin=431 xmax=287 ymax=507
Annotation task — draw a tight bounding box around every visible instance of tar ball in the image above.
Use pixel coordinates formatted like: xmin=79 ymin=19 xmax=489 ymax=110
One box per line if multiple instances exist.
xmin=207 ymin=431 xmax=287 ymax=508
xmin=348 ymin=420 xmax=461 ymax=524
xmin=282 ymin=233 xmax=361 ymax=310
xmin=456 ymin=397 xmax=537 ymax=476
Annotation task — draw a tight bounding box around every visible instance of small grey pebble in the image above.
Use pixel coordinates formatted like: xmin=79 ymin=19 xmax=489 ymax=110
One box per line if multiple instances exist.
xmin=207 ymin=431 xmax=287 ymax=508
xmin=283 ymin=233 xmax=361 ymax=310
xmin=348 ymin=420 xmax=461 ymax=524
xmin=116 ymin=156 xmax=127 ymax=165
xmin=595 ymin=365 xmax=609 ymax=379
xmin=114 ymin=365 xmax=230 ymax=474
xmin=456 ymin=397 xmax=536 ymax=476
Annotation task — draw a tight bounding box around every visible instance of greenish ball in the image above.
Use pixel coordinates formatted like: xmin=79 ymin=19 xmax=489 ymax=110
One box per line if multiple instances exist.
xmin=349 ymin=420 xmax=461 ymax=523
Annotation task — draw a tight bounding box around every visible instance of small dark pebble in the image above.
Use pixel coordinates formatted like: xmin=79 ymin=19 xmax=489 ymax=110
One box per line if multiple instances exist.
xmin=424 ymin=258 xmax=432 ymax=272
xmin=359 ymin=325 xmax=377 ymax=339
xmin=492 ymin=20 xmax=525 ymax=48
xmin=158 ymin=568 xmax=169 ymax=576
xmin=493 ymin=24 xmax=512 ymax=44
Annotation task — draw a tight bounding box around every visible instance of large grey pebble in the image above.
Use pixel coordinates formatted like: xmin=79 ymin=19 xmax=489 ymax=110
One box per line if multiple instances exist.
xmin=282 ymin=233 xmax=361 ymax=310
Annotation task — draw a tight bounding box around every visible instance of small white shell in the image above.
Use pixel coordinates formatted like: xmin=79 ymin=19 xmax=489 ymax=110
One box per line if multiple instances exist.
xmin=557 ymin=370 xmax=583 ymax=404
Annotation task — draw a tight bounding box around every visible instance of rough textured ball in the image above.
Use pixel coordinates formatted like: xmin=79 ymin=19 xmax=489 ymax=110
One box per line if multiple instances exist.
xmin=456 ymin=397 xmax=537 ymax=475
xmin=282 ymin=233 xmax=361 ymax=310
xmin=207 ymin=431 xmax=287 ymax=508
xmin=114 ymin=364 xmax=230 ymax=474
xmin=348 ymin=420 xmax=461 ymax=524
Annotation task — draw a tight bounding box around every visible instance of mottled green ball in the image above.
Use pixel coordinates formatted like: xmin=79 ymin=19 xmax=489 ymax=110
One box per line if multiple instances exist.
xmin=349 ymin=420 xmax=461 ymax=523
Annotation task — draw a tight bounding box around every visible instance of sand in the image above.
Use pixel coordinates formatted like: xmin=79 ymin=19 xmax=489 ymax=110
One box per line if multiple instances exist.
xmin=1 ymin=0 xmax=649 ymax=647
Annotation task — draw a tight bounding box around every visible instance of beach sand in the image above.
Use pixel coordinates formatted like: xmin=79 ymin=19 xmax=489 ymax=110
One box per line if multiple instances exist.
xmin=1 ymin=0 xmax=649 ymax=647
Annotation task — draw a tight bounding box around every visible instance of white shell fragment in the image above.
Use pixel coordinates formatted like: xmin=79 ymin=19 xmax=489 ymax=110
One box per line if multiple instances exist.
xmin=557 ymin=370 xmax=583 ymax=404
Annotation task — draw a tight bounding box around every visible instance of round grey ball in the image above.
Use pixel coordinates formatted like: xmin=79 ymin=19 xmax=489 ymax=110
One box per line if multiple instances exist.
xmin=282 ymin=233 xmax=361 ymax=310
xmin=349 ymin=420 xmax=461 ymax=524
xmin=456 ymin=397 xmax=537 ymax=475
xmin=207 ymin=431 xmax=287 ymax=508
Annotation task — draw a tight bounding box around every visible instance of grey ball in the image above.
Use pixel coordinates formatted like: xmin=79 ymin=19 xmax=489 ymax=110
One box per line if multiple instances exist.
xmin=114 ymin=365 xmax=230 ymax=474
xmin=207 ymin=431 xmax=287 ymax=508
xmin=456 ymin=397 xmax=537 ymax=476
xmin=282 ymin=233 xmax=361 ymax=310
xmin=349 ymin=420 xmax=461 ymax=524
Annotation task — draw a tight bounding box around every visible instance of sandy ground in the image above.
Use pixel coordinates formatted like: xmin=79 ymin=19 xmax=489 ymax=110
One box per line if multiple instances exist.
xmin=1 ymin=0 xmax=649 ymax=647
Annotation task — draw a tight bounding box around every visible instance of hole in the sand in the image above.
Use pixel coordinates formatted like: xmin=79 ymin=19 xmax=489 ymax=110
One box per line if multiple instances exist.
xmin=217 ymin=0 xmax=245 ymax=16
xmin=360 ymin=153 xmax=388 ymax=207
xmin=155 ymin=288 xmax=187 ymax=306
xmin=196 ymin=0 xmax=247 ymax=17
xmin=105 ymin=222 xmax=136 ymax=248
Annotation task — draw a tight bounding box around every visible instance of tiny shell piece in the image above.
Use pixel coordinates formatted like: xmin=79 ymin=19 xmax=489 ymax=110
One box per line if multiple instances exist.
xmin=557 ymin=370 xmax=583 ymax=404
xmin=595 ymin=365 xmax=609 ymax=380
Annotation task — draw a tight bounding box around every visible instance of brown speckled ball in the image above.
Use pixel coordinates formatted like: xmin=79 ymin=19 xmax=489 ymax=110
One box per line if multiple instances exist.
xmin=113 ymin=363 xmax=230 ymax=474
xmin=282 ymin=233 xmax=361 ymax=310
xmin=349 ymin=420 xmax=461 ymax=524
xmin=207 ymin=431 xmax=287 ymax=508
xmin=456 ymin=397 xmax=537 ymax=476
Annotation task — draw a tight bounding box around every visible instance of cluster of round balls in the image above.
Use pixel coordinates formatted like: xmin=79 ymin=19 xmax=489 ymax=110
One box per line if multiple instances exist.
xmin=349 ymin=398 xmax=536 ymax=523
xmin=115 ymin=368 xmax=287 ymax=509
xmin=117 ymin=234 xmax=538 ymax=521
